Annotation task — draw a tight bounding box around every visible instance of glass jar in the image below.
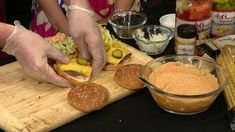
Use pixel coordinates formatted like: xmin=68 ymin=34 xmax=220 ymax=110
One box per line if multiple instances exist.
xmin=211 ymin=0 xmax=235 ymax=38
xmin=176 ymin=0 xmax=212 ymax=40
xmin=175 ymin=24 xmax=197 ymax=55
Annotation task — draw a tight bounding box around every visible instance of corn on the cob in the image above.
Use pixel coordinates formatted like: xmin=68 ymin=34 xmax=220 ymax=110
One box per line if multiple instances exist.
xmin=216 ymin=46 xmax=235 ymax=130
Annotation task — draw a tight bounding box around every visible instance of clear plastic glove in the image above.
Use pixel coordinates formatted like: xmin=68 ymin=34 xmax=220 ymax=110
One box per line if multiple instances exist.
xmin=67 ymin=9 xmax=107 ymax=75
xmin=3 ymin=21 xmax=71 ymax=87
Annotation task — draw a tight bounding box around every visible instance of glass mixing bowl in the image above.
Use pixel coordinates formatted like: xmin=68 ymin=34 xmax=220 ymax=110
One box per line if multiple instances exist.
xmin=109 ymin=10 xmax=147 ymax=39
xmin=141 ymin=55 xmax=228 ymax=115
xmin=132 ymin=25 xmax=173 ymax=55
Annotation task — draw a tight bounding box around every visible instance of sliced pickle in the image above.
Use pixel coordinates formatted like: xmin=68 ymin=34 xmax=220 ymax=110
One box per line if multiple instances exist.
xmin=77 ymin=57 xmax=91 ymax=66
xmin=104 ymin=43 xmax=111 ymax=52
xmin=112 ymin=49 xmax=123 ymax=59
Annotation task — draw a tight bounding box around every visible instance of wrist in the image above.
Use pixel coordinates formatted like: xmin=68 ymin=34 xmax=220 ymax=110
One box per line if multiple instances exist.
xmin=2 ymin=25 xmax=17 ymax=55
xmin=6 ymin=21 xmax=23 ymax=43
xmin=2 ymin=21 xmax=25 ymax=55
xmin=0 ymin=23 xmax=14 ymax=48
xmin=68 ymin=5 xmax=93 ymax=16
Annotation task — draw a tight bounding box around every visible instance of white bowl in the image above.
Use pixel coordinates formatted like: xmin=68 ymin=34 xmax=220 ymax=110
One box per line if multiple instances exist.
xmin=159 ymin=13 xmax=175 ymax=33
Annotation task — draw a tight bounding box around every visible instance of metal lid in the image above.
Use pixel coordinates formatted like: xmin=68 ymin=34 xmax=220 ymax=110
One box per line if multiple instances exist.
xmin=177 ymin=24 xmax=197 ymax=39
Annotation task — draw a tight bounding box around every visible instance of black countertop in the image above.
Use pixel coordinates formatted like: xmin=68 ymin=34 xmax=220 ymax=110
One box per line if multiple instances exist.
xmin=54 ymin=2 xmax=232 ymax=132
xmin=0 ymin=1 xmax=232 ymax=132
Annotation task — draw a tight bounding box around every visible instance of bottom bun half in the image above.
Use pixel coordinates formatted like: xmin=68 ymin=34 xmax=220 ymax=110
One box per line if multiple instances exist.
xmin=54 ymin=65 xmax=90 ymax=85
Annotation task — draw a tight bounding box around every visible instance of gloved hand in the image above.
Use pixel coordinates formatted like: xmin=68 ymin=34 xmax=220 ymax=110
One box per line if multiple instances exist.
xmin=3 ymin=21 xmax=71 ymax=87
xmin=67 ymin=7 xmax=107 ymax=75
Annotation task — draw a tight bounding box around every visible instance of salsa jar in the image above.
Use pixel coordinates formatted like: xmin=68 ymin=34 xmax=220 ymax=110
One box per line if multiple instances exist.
xmin=211 ymin=0 xmax=235 ymax=38
xmin=176 ymin=0 xmax=212 ymax=40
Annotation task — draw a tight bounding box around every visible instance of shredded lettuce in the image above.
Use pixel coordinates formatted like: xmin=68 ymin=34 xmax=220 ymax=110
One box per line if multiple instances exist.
xmin=99 ymin=26 xmax=122 ymax=47
xmin=45 ymin=33 xmax=76 ymax=56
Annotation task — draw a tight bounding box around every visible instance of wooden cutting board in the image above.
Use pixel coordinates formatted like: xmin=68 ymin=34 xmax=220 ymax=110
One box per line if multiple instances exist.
xmin=0 ymin=43 xmax=153 ymax=132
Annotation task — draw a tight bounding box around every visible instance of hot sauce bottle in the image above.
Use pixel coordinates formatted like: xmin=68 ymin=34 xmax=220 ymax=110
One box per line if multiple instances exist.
xmin=176 ymin=0 xmax=212 ymax=40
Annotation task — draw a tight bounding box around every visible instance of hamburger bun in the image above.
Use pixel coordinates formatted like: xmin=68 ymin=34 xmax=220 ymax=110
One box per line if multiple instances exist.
xmin=99 ymin=26 xmax=132 ymax=71
xmin=103 ymin=54 xmax=131 ymax=71
xmin=54 ymin=65 xmax=91 ymax=85
xmin=46 ymin=33 xmax=92 ymax=85
xmin=103 ymin=63 xmax=123 ymax=71
xmin=67 ymin=83 xmax=109 ymax=112
xmin=114 ymin=64 xmax=145 ymax=90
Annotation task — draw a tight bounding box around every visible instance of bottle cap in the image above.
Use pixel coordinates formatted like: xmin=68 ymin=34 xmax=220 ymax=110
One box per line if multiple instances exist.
xmin=177 ymin=24 xmax=197 ymax=39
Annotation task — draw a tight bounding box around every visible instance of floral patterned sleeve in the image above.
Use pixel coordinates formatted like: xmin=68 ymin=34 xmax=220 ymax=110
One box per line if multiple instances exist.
xmin=30 ymin=0 xmax=141 ymax=37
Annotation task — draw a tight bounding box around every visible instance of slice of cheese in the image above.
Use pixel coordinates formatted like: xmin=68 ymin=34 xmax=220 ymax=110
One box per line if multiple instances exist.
xmin=106 ymin=43 xmax=131 ymax=66
xmin=100 ymin=25 xmax=131 ymax=66
xmin=57 ymin=58 xmax=92 ymax=77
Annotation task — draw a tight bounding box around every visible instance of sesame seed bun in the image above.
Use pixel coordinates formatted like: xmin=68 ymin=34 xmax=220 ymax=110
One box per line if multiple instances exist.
xmin=114 ymin=64 xmax=145 ymax=90
xmin=103 ymin=63 xmax=123 ymax=71
xmin=103 ymin=54 xmax=131 ymax=71
xmin=67 ymin=83 xmax=109 ymax=112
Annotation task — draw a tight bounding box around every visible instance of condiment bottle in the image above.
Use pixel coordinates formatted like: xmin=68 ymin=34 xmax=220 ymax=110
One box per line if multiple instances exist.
xmin=211 ymin=0 xmax=235 ymax=38
xmin=176 ymin=0 xmax=212 ymax=40
xmin=175 ymin=24 xmax=197 ymax=55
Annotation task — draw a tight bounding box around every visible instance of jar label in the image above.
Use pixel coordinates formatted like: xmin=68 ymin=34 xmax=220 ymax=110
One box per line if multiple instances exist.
xmin=176 ymin=17 xmax=211 ymax=40
xmin=175 ymin=43 xmax=195 ymax=55
xmin=211 ymin=11 xmax=235 ymax=38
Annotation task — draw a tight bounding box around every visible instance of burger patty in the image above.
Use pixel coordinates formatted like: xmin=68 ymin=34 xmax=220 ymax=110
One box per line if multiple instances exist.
xmin=65 ymin=70 xmax=84 ymax=76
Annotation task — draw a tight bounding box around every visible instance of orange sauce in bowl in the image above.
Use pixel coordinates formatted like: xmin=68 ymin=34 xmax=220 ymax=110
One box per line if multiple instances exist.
xmin=149 ymin=62 xmax=218 ymax=95
xmin=148 ymin=62 xmax=219 ymax=114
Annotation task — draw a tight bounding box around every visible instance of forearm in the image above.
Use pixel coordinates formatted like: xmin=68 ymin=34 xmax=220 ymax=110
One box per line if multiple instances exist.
xmin=115 ymin=0 xmax=135 ymax=10
xmin=0 ymin=22 xmax=14 ymax=48
xmin=37 ymin=0 xmax=69 ymax=35
xmin=64 ymin=0 xmax=91 ymax=9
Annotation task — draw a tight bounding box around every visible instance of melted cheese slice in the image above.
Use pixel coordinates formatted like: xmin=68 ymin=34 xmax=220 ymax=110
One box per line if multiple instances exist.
xmin=106 ymin=44 xmax=131 ymax=66
xmin=57 ymin=58 xmax=92 ymax=77
xmin=100 ymin=25 xmax=131 ymax=66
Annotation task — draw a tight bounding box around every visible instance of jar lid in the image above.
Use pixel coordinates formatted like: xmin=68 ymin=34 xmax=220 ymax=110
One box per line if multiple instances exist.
xmin=177 ymin=24 xmax=197 ymax=39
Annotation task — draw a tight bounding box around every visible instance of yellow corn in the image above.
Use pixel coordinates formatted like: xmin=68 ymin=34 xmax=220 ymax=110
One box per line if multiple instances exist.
xmin=216 ymin=46 xmax=235 ymax=110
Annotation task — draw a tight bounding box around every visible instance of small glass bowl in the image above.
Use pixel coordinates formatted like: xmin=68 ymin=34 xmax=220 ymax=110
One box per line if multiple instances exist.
xmin=141 ymin=55 xmax=228 ymax=115
xmin=132 ymin=25 xmax=173 ymax=55
xmin=108 ymin=10 xmax=147 ymax=39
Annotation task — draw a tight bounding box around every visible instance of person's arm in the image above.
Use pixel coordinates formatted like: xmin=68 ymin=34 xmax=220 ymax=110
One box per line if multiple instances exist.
xmin=0 ymin=22 xmax=14 ymax=48
xmin=1 ymin=21 xmax=71 ymax=87
xmin=64 ymin=0 xmax=107 ymax=75
xmin=64 ymin=0 xmax=91 ymax=9
xmin=115 ymin=0 xmax=136 ymax=11
xmin=37 ymin=0 xmax=69 ymax=35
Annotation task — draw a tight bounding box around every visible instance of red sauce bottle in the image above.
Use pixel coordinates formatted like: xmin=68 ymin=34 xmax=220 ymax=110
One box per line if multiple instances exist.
xmin=176 ymin=0 xmax=212 ymax=40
